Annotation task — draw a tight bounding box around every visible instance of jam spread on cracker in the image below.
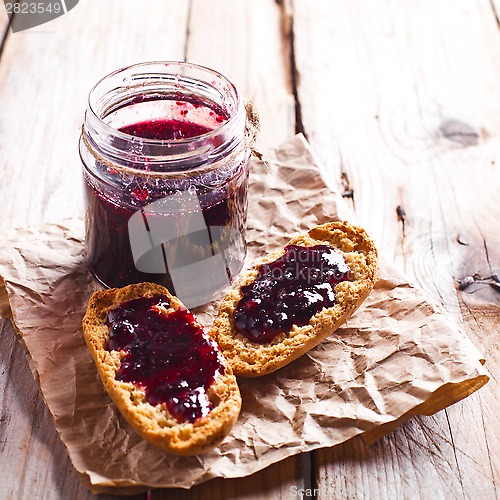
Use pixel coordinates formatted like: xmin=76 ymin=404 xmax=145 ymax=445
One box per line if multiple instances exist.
xmin=106 ymin=295 xmax=224 ymax=423
xmin=233 ymin=245 xmax=351 ymax=343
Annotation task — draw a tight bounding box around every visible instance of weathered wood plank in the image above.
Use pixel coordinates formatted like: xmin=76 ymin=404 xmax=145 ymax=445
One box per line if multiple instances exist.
xmin=0 ymin=0 xmax=189 ymax=231
xmin=293 ymin=0 xmax=500 ymax=498
xmin=152 ymin=1 xmax=299 ymax=498
xmin=153 ymin=455 xmax=310 ymax=500
xmin=315 ymin=407 xmax=499 ymax=499
xmin=186 ymin=0 xmax=295 ymax=150
xmin=0 ymin=1 xmax=188 ymax=498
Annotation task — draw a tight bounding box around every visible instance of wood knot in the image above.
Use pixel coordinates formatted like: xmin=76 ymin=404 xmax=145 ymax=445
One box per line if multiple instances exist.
xmin=439 ymin=119 xmax=480 ymax=146
xmin=340 ymin=172 xmax=354 ymax=199
xmin=396 ymin=205 xmax=406 ymax=222
xmin=396 ymin=205 xmax=406 ymax=237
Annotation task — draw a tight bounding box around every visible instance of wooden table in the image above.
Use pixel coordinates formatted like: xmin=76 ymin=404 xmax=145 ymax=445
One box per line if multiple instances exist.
xmin=0 ymin=1 xmax=498 ymax=498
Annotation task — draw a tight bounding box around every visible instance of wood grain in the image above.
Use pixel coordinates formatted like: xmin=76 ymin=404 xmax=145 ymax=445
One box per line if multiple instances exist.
xmin=186 ymin=0 xmax=295 ymax=150
xmin=152 ymin=455 xmax=311 ymax=500
xmin=292 ymin=0 xmax=500 ymax=498
xmin=0 ymin=0 xmax=189 ymax=231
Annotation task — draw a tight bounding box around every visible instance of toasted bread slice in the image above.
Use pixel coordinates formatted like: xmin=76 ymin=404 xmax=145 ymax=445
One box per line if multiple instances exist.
xmin=82 ymin=282 xmax=241 ymax=455
xmin=211 ymin=222 xmax=378 ymax=377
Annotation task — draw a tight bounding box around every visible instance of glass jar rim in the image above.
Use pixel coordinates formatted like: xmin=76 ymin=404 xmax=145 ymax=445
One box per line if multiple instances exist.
xmin=86 ymin=60 xmax=243 ymax=147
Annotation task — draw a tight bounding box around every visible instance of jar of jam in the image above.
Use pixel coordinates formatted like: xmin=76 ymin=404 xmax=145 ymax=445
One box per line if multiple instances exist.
xmin=80 ymin=62 xmax=253 ymax=308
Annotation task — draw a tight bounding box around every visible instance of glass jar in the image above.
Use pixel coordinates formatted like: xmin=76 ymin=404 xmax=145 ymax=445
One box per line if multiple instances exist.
xmin=80 ymin=62 xmax=251 ymax=308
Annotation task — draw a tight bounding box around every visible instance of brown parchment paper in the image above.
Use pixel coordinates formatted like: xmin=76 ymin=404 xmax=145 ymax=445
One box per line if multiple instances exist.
xmin=0 ymin=134 xmax=489 ymax=494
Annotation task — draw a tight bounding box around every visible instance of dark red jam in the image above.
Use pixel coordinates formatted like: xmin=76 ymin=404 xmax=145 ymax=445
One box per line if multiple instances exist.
xmin=120 ymin=119 xmax=215 ymax=141
xmin=233 ymin=245 xmax=351 ymax=344
xmin=83 ymin=111 xmax=248 ymax=292
xmin=105 ymin=295 xmax=224 ymax=423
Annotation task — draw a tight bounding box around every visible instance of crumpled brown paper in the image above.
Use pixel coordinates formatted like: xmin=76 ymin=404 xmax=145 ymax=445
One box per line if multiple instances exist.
xmin=0 ymin=135 xmax=489 ymax=494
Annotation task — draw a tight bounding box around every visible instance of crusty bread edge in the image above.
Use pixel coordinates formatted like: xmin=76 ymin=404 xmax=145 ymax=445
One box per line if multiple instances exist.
xmin=82 ymin=282 xmax=242 ymax=455
xmin=210 ymin=221 xmax=378 ymax=377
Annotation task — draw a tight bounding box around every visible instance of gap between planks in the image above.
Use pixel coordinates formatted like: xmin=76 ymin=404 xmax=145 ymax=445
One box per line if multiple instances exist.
xmin=0 ymin=2 xmax=11 ymax=59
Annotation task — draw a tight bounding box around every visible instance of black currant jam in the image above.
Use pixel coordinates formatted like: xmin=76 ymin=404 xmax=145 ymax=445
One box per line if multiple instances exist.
xmin=81 ymin=63 xmax=250 ymax=307
xmin=83 ymin=115 xmax=248 ymax=294
xmin=119 ymin=118 xmax=216 ymax=141
xmin=233 ymin=245 xmax=351 ymax=344
xmin=106 ymin=295 xmax=224 ymax=423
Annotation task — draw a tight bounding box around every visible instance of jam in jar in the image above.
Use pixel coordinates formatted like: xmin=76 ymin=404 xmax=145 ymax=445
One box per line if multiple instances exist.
xmin=80 ymin=62 xmax=251 ymax=307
